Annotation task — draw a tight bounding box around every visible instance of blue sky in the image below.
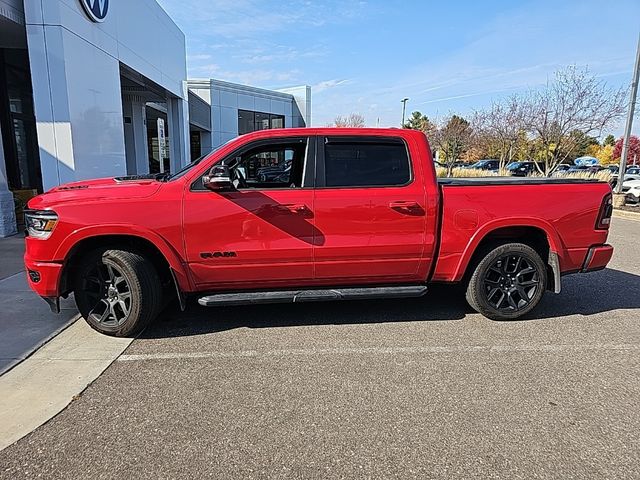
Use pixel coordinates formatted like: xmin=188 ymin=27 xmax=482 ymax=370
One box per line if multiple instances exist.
xmin=157 ymin=0 xmax=640 ymax=134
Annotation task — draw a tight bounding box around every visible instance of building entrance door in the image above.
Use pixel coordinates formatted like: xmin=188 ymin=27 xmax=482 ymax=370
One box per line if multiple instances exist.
xmin=0 ymin=48 xmax=41 ymax=193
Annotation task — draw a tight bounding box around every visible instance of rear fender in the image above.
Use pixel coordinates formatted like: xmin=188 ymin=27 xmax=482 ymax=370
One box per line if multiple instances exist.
xmin=453 ymin=218 xmax=564 ymax=284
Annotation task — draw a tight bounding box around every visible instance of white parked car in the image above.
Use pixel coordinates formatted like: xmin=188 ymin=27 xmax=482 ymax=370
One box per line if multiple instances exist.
xmin=622 ymin=179 xmax=640 ymax=203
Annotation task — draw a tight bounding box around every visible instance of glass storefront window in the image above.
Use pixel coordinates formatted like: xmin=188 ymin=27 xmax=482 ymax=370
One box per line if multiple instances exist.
xmin=238 ymin=109 xmax=285 ymax=134
xmin=255 ymin=112 xmax=270 ymax=131
xmin=238 ymin=110 xmax=254 ymax=135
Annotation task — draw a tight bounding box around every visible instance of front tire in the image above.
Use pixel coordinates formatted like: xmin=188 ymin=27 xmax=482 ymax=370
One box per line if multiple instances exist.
xmin=74 ymin=249 xmax=161 ymax=337
xmin=466 ymin=243 xmax=547 ymax=320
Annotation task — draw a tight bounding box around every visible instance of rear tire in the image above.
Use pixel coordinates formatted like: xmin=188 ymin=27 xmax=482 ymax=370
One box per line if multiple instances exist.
xmin=466 ymin=242 xmax=546 ymax=320
xmin=73 ymin=249 xmax=161 ymax=337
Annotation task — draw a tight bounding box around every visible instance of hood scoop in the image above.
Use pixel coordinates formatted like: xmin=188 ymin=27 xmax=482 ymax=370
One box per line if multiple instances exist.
xmin=57 ymin=184 xmax=89 ymax=190
xmin=114 ymin=174 xmax=162 ymax=182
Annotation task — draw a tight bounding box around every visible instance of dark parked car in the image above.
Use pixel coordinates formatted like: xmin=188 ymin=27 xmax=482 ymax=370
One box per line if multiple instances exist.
xmin=257 ymin=160 xmax=292 ymax=182
xmin=567 ymin=165 xmax=605 ymax=175
xmin=465 ymin=159 xmax=499 ymax=172
xmin=553 ymin=164 xmax=572 ymax=174
xmin=507 ymin=161 xmax=545 ymax=176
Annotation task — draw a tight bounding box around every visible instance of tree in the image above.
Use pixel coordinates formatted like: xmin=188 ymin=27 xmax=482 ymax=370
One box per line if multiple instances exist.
xmin=403 ymin=111 xmax=435 ymax=136
xmin=472 ymin=95 xmax=528 ymax=171
xmin=432 ymin=115 xmax=472 ymax=176
xmin=603 ymin=134 xmax=616 ymax=147
xmin=562 ymin=130 xmax=599 ymax=159
xmin=524 ymin=66 xmax=626 ymax=174
xmin=331 ymin=113 xmax=365 ymax=128
xmin=613 ymin=135 xmax=640 ymax=165
xmin=587 ymin=144 xmax=614 ymax=164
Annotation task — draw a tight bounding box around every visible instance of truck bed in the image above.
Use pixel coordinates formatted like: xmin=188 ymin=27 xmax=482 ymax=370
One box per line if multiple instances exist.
xmin=438 ymin=177 xmax=603 ymax=186
xmin=432 ymin=178 xmax=612 ymax=282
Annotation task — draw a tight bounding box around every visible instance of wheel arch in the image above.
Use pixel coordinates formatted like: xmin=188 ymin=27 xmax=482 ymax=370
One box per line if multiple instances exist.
xmin=455 ymin=220 xmax=563 ymax=292
xmin=56 ymin=228 xmax=191 ymax=299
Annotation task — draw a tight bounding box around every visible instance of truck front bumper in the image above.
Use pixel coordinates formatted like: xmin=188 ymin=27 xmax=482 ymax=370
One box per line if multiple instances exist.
xmin=581 ymin=244 xmax=614 ymax=272
xmin=24 ymin=254 xmax=63 ymax=309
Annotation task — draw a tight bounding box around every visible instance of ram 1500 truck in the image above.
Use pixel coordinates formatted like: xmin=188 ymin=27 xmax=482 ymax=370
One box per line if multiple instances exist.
xmin=23 ymin=128 xmax=614 ymax=336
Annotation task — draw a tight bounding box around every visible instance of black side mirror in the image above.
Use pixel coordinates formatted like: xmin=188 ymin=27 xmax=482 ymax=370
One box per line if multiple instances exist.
xmin=203 ymin=165 xmax=233 ymax=191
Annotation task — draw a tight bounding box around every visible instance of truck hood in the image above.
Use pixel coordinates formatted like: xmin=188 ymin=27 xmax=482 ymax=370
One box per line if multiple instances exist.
xmin=28 ymin=176 xmax=163 ymax=209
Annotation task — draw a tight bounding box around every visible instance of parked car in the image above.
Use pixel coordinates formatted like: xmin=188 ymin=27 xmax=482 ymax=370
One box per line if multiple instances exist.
xmin=24 ymin=128 xmax=614 ymax=336
xmin=256 ymin=159 xmax=292 ymax=182
xmin=465 ymin=159 xmax=499 ymax=172
xmin=507 ymin=161 xmax=545 ymax=176
xmin=611 ymin=174 xmax=640 ymax=189
xmin=552 ymin=164 xmax=572 ymax=174
xmin=621 ymin=178 xmax=640 ymax=203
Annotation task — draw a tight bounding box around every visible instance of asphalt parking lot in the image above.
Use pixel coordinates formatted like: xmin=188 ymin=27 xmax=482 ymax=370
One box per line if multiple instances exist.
xmin=1 ymin=217 xmax=639 ymax=479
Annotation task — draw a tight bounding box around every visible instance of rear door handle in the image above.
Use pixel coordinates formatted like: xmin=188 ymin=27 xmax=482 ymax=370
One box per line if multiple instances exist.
xmin=389 ymin=201 xmax=424 ymax=215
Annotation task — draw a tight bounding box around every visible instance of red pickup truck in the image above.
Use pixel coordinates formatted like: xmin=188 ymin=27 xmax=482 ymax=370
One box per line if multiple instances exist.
xmin=24 ymin=128 xmax=614 ymax=336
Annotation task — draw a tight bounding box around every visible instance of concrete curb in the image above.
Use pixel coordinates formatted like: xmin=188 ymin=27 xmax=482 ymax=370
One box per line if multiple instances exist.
xmin=613 ymin=209 xmax=640 ymax=221
xmin=0 ymin=320 xmax=133 ymax=451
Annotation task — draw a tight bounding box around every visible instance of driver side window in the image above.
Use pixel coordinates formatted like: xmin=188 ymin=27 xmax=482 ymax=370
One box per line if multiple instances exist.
xmin=223 ymin=140 xmax=307 ymax=189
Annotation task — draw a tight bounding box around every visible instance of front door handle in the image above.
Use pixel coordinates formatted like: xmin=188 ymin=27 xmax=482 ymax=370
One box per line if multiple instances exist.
xmin=389 ymin=201 xmax=424 ymax=215
xmin=280 ymin=203 xmax=310 ymax=214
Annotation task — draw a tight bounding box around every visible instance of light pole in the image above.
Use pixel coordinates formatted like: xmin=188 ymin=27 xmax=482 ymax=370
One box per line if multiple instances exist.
xmin=401 ymin=98 xmax=409 ymax=128
xmin=615 ymin=32 xmax=640 ymax=196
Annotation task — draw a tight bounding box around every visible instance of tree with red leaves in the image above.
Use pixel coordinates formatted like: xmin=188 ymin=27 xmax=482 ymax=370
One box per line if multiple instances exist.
xmin=613 ymin=135 xmax=640 ymax=165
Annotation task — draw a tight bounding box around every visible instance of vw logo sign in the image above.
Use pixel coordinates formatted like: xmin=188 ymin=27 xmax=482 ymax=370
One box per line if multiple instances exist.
xmin=80 ymin=0 xmax=109 ymax=22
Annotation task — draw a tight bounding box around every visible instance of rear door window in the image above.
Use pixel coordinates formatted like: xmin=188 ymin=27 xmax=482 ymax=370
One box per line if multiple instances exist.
xmin=322 ymin=138 xmax=411 ymax=187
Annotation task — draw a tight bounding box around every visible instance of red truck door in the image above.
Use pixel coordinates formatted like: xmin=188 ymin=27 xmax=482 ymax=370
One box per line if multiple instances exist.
xmin=312 ymin=135 xmax=431 ymax=282
xmin=182 ymin=137 xmax=316 ymax=288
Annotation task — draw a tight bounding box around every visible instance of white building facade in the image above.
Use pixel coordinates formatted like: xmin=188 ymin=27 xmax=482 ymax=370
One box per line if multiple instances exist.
xmin=188 ymin=79 xmax=311 ymax=155
xmin=0 ymin=0 xmax=311 ymax=237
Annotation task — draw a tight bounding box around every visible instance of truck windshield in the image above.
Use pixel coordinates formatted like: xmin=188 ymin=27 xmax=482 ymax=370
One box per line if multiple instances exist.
xmin=167 ymin=137 xmax=241 ymax=181
xmin=164 ymin=152 xmax=211 ymax=181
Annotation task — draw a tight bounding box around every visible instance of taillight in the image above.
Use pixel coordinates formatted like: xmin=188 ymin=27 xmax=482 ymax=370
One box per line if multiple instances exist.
xmin=596 ymin=192 xmax=613 ymax=230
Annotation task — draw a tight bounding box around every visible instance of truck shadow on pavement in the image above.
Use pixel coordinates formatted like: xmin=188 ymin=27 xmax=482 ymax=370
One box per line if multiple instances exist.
xmin=142 ymin=268 xmax=640 ymax=338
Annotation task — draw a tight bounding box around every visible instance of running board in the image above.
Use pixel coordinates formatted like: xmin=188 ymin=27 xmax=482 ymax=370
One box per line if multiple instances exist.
xmin=197 ymin=285 xmax=428 ymax=307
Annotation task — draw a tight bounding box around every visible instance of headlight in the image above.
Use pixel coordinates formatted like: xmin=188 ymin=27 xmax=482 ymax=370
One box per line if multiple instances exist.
xmin=24 ymin=210 xmax=58 ymax=239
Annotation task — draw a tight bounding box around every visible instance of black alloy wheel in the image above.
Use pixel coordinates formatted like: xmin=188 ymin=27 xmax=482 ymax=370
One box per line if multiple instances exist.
xmin=82 ymin=261 xmax=132 ymax=326
xmin=482 ymin=254 xmax=540 ymax=312
xmin=466 ymin=242 xmax=547 ymax=320
xmin=74 ymin=249 xmax=162 ymax=337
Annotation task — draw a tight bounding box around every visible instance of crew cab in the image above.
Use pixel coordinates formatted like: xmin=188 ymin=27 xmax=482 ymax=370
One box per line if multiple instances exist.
xmin=24 ymin=128 xmax=614 ymax=336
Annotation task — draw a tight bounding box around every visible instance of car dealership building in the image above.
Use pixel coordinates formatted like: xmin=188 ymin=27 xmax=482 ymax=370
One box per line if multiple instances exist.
xmin=0 ymin=0 xmax=311 ymax=236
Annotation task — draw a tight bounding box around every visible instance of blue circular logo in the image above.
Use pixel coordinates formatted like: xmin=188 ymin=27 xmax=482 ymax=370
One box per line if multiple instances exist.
xmin=80 ymin=0 xmax=109 ymax=22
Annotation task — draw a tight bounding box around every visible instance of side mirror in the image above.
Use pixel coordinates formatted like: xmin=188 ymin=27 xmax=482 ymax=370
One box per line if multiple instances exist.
xmin=203 ymin=165 xmax=233 ymax=191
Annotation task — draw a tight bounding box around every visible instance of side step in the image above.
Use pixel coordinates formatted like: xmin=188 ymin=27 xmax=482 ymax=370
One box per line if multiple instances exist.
xmin=197 ymin=285 xmax=428 ymax=307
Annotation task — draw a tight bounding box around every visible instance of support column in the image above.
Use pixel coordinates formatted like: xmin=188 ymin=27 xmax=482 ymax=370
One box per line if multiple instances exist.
xmin=167 ymin=93 xmax=190 ymax=172
xmin=200 ymin=131 xmax=212 ymax=156
xmin=122 ymin=95 xmax=149 ymax=175
xmin=0 ymin=130 xmax=17 ymax=237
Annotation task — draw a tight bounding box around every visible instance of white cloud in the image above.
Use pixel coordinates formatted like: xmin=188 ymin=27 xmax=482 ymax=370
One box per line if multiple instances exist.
xmin=313 ymin=79 xmax=350 ymax=93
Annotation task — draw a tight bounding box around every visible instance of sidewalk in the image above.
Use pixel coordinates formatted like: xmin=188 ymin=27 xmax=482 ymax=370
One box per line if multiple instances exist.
xmin=0 ymin=234 xmax=78 ymax=375
xmin=0 ymin=234 xmax=26 ymax=281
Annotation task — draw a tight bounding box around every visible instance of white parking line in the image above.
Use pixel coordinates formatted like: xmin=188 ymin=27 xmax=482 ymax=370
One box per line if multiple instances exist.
xmin=117 ymin=343 xmax=640 ymax=362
